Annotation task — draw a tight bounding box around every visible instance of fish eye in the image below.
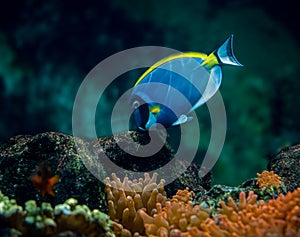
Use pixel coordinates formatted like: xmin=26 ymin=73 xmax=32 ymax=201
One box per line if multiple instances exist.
xmin=132 ymin=100 xmax=140 ymax=109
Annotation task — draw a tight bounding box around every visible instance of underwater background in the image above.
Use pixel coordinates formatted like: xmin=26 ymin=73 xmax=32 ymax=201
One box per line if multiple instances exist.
xmin=0 ymin=0 xmax=299 ymax=186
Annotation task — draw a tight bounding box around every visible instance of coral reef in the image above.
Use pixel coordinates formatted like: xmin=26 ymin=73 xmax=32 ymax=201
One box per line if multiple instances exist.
xmin=209 ymin=188 xmax=300 ymax=236
xmin=0 ymin=190 xmax=114 ymax=237
xmin=198 ymin=164 xmax=297 ymax=209
xmin=0 ymin=131 xmax=210 ymax=210
xmin=1 ymin=131 xmax=300 ymax=236
xmin=1 ymin=165 xmax=300 ymax=236
xmin=135 ymin=188 xmax=300 ymax=237
xmin=106 ymin=173 xmax=300 ymax=237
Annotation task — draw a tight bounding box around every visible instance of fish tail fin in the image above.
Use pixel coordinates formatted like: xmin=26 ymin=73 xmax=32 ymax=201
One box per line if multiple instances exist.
xmin=216 ymin=34 xmax=243 ymax=66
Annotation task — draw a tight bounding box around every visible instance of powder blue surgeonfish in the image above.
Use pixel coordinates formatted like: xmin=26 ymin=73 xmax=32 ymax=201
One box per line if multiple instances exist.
xmin=130 ymin=35 xmax=242 ymax=130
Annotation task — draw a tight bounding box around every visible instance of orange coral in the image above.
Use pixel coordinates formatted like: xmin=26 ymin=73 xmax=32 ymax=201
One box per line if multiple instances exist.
xmin=139 ymin=199 xmax=210 ymax=237
xmin=171 ymin=187 xmax=195 ymax=203
xmin=256 ymin=170 xmax=282 ymax=190
xmin=137 ymin=188 xmax=300 ymax=237
xmin=106 ymin=173 xmax=300 ymax=237
xmin=205 ymin=188 xmax=300 ymax=236
xmin=105 ymin=173 xmax=167 ymax=236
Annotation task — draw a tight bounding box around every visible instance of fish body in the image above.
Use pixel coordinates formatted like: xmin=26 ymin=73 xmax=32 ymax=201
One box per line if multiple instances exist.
xmin=31 ymin=161 xmax=59 ymax=197
xmin=130 ymin=35 xmax=242 ymax=130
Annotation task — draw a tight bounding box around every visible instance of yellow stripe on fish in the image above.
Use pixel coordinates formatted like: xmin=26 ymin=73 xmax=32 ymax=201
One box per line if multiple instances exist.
xmin=134 ymin=52 xmax=209 ymax=87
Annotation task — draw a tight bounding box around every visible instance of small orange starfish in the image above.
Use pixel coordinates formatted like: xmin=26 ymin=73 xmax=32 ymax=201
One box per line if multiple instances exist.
xmin=31 ymin=161 xmax=59 ymax=197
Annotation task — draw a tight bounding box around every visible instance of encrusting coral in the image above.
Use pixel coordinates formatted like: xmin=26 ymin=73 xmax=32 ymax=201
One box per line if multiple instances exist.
xmin=0 ymin=190 xmax=25 ymax=233
xmin=255 ymin=170 xmax=286 ymax=199
xmin=105 ymin=173 xmax=300 ymax=237
xmin=0 ymin=190 xmax=114 ymax=237
xmin=54 ymin=198 xmax=114 ymax=237
xmin=256 ymin=170 xmax=282 ymax=190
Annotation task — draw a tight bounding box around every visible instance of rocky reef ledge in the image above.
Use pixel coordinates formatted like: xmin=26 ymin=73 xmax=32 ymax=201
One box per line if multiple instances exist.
xmin=0 ymin=132 xmax=209 ymax=210
xmin=0 ymin=132 xmax=299 ymax=236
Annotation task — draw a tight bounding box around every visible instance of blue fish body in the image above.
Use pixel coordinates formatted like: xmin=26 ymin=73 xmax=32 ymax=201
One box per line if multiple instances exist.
xmin=130 ymin=35 xmax=242 ymax=130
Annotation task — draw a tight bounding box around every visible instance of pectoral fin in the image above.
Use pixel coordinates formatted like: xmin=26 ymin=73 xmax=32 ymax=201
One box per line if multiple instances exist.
xmin=172 ymin=115 xmax=193 ymax=126
xmin=145 ymin=112 xmax=157 ymax=129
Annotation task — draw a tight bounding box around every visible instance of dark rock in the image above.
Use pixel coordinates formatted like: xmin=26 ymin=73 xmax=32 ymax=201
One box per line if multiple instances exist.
xmin=91 ymin=130 xmax=174 ymax=173
xmin=196 ymin=184 xmax=252 ymax=215
xmin=165 ymin=162 xmax=210 ymax=198
xmin=268 ymin=144 xmax=300 ymax=192
xmin=0 ymin=131 xmax=211 ymax=210
xmin=85 ymin=130 xmax=211 ymax=197
xmin=0 ymin=132 xmax=106 ymax=211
